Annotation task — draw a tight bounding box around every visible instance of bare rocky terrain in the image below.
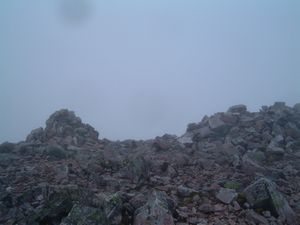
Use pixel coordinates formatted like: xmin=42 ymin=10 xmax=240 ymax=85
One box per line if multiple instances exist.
xmin=1 ymin=102 xmax=300 ymax=225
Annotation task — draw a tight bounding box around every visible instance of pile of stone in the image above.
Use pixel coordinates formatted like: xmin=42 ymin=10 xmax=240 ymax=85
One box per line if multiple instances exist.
xmin=26 ymin=109 xmax=100 ymax=147
xmin=0 ymin=102 xmax=300 ymax=225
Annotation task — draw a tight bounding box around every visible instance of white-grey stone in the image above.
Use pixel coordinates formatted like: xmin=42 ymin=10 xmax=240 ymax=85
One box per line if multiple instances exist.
xmin=216 ymin=188 xmax=237 ymax=204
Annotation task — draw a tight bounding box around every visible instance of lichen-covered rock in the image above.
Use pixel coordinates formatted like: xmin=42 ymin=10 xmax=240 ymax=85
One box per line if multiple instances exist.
xmin=21 ymin=184 xmax=123 ymax=225
xmin=134 ymin=191 xmax=174 ymax=225
xmin=243 ymin=178 xmax=296 ymax=224
xmin=25 ymin=192 xmax=73 ymax=224
xmin=60 ymin=204 xmax=109 ymax=225
xmin=101 ymin=192 xmax=123 ymax=225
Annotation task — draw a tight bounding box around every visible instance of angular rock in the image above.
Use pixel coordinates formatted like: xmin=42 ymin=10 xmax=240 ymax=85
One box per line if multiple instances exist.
xmin=123 ymin=155 xmax=151 ymax=184
xmin=134 ymin=191 xmax=174 ymax=225
xmin=285 ymin=122 xmax=300 ymax=139
xmin=26 ymin=190 xmax=73 ymax=224
xmin=129 ymin=193 xmax=147 ymax=211
xmin=227 ymin=104 xmax=247 ymax=114
xmin=0 ymin=142 xmax=15 ymax=153
xmin=241 ymin=152 xmax=266 ymax=174
xmin=152 ymin=134 xmax=179 ymax=151
xmin=194 ymin=126 xmax=212 ymax=139
xmin=215 ymin=188 xmax=237 ymax=204
xmin=243 ymin=178 xmax=296 ymax=224
xmin=60 ymin=204 xmax=109 ymax=225
xmin=0 ymin=153 xmax=18 ymax=169
xmin=177 ymin=133 xmax=193 ymax=146
xmin=271 ymin=135 xmax=285 ymax=146
xmin=101 ymin=193 xmax=123 ymax=225
xmin=26 ymin=127 xmax=45 ymax=143
xmin=44 ymin=145 xmax=67 ymax=161
xmin=293 ymin=103 xmax=300 ymax=113
xmin=269 ymin=102 xmax=286 ymax=113
xmin=208 ymin=114 xmax=226 ymax=130
xmin=266 ymin=146 xmax=285 ymax=160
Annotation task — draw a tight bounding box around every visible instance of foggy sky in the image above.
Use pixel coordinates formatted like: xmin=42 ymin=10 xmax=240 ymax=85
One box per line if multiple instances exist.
xmin=1 ymin=0 xmax=300 ymax=143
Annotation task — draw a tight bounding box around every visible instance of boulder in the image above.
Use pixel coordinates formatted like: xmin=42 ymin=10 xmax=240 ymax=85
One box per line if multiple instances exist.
xmin=123 ymin=155 xmax=151 ymax=184
xmin=241 ymin=152 xmax=266 ymax=174
xmin=208 ymin=114 xmax=232 ymax=135
xmin=293 ymin=103 xmax=300 ymax=113
xmin=23 ymin=185 xmax=123 ymax=225
xmin=215 ymin=188 xmax=237 ymax=204
xmin=194 ymin=126 xmax=212 ymax=139
xmin=0 ymin=153 xmax=18 ymax=169
xmin=177 ymin=133 xmax=193 ymax=146
xmin=243 ymin=178 xmax=296 ymax=224
xmin=26 ymin=127 xmax=45 ymax=143
xmin=266 ymin=146 xmax=285 ymax=161
xmin=266 ymin=137 xmax=285 ymax=160
xmin=269 ymin=102 xmax=286 ymax=113
xmin=129 ymin=193 xmax=147 ymax=211
xmin=25 ymin=186 xmax=74 ymax=224
xmin=133 ymin=191 xmax=174 ymax=225
xmin=267 ymin=135 xmax=284 ymax=149
xmin=0 ymin=142 xmax=15 ymax=153
xmin=187 ymin=122 xmax=201 ymax=132
xmin=101 ymin=193 xmax=123 ymax=225
xmin=285 ymin=122 xmax=300 ymax=139
xmin=208 ymin=114 xmax=226 ymax=130
xmin=227 ymin=104 xmax=247 ymax=114
xmin=44 ymin=145 xmax=67 ymax=161
xmin=152 ymin=134 xmax=179 ymax=151
xmin=60 ymin=204 xmax=109 ymax=225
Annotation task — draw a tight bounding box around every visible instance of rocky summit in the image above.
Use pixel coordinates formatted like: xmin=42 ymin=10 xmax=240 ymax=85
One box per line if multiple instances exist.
xmin=1 ymin=102 xmax=300 ymax=225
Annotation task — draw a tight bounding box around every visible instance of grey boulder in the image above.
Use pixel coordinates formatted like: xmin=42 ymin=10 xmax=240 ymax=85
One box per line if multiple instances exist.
xmin=133 ymin=191 xmax=174 ymax=225
xmin=243 ymin=178 xmax=296 ymax=224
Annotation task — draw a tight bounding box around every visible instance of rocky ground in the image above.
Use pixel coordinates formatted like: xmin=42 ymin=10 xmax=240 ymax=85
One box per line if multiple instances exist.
xmin=1 ymin=102 xmax=300 ymax=225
